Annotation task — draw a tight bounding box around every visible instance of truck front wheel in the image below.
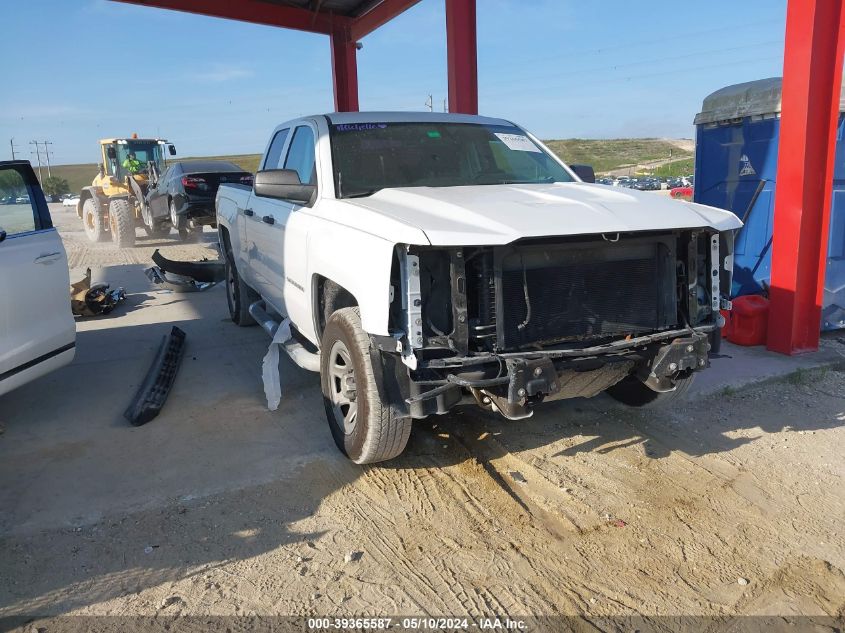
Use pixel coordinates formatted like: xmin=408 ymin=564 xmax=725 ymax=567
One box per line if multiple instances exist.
xmin=606 ymin=373 xmax=695 ymax=408
xmin=320 ymin=307 xmax=411 ymax=464
xmin=108 ymin=199 xmax=136 ymax=248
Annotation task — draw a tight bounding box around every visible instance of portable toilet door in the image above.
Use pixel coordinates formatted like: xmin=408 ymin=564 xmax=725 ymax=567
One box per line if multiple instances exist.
xmin=693 ymin=77 xmax=845 ymax=331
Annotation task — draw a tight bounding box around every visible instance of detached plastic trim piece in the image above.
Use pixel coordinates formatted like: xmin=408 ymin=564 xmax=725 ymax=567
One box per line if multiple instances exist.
xmin=124 ymin=326 xmax=187 ymax=426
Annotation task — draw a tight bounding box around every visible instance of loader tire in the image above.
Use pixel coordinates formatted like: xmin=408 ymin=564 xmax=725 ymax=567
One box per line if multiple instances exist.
xmin=224 ymin=246 xmax=258 ymax=326
xmin=606 ymin=373 xmax=695 ymax=408
xmin=82 ymin=198 xmax=106 ymax=243
xmin=321 ymin=307 xmax=412 ymax=464
xmin=109 ymin=199 xmax=136 ymax=248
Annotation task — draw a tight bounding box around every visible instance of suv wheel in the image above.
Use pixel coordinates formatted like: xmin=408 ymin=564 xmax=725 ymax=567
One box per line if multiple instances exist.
xmin=606 ymin=373 xmax=695 ymax=408
xmin=320 ymin=307 xmax=411 ymax=464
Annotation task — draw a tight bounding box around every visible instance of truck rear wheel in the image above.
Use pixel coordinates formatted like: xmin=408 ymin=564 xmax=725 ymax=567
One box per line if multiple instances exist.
xmin=82 ymin=198 xmax=106 ymax=242
xmin=320 ymin=307 xmax=411 ymax=464
xmin=224 ymin=246 xmax=258 ymax=326
xmin=108 ymin=199 xmax=136 ymax=248
xmin=606 ymin=373 xmax=695 ymax=408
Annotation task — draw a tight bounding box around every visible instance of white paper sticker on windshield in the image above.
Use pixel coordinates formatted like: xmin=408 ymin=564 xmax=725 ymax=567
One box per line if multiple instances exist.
xmin=495 ymin=133 xmax=541 ymax=153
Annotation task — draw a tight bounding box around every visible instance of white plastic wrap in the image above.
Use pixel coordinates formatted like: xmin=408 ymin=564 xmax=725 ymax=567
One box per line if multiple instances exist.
xmin=261 ymin=318 xmax=292 ymax=411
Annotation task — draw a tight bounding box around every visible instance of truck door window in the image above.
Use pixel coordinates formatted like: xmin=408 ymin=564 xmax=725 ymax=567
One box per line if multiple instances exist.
xmin=283 ymin=126 xmax=316 ymax=185
xmin=263 ymin=128 xmax=290 ymax=170
xmin=0 ymin=166 xmax=38 ymax=235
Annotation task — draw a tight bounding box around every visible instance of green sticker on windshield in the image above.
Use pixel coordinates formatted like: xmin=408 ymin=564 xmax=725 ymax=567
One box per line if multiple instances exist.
xmin=427 ymin=131 xmax=441 ymax=138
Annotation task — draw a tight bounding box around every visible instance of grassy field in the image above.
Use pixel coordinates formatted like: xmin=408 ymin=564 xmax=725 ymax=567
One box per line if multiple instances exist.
xmin=46 ymin=139 xmax=693 ymax=193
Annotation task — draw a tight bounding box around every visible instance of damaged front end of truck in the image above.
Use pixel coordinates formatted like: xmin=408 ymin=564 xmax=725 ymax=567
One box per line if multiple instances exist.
xmin=372 ymin=228 xmax=734 ymax=420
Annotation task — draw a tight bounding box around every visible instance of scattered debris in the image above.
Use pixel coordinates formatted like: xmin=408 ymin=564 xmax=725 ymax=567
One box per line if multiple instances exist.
xmin=159 ymin=595 xmax=186 ymax=609
xmin=70 ymin=268 xmax=126 ymax=316
xmin=344 ymin=551 xmax=363 ymax=564
xmin=610 ymin=519 xmax=627 ymax=528
xmin=124 ymin=327 xmax=187 ymax=426
xmin=144 ymin=249 xmax=225 ymax=292
xmin=738 ymin=577 xmax=749 ymax=586
xmin=509 ymin=471 xmax=528 ymax=484
xmin=143 ymin=546 xmax=154 ymax=554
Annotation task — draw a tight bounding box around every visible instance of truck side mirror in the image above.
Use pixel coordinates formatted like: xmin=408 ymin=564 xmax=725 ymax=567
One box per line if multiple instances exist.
xmin=107 ymin=146 xmax=117 ymax=160
xmin=569 ymin=164 xmax=596 ymax=183
xmin=254 ymin=169 xmax=315 ymax=205
xmin=168 ymin=145 xmax=176 ymax=156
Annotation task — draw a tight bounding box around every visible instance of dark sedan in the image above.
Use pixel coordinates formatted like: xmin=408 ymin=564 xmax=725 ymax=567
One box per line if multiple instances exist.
xmin=147 ymin=160 xmax=253 ymax=240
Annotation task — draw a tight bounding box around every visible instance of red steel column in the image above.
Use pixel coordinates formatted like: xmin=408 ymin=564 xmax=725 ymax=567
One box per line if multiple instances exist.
xmin=446 ymin=0 xmax=477 ymax=114
xmin=767 ymin=0 xmax=845 ymax=354
xmin=331 ymin=28 xmax=359 ymax=112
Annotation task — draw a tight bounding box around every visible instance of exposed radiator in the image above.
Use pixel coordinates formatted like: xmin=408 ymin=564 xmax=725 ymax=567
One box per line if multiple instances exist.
xmin=497 ymin=238 xmax=677 ymax=349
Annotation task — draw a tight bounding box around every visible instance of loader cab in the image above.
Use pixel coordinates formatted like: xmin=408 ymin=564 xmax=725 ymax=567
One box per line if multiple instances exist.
xmin=100 ymin=139 xmax=175 ymax=182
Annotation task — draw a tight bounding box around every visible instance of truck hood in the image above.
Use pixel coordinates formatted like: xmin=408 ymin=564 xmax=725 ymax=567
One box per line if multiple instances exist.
xmin=345 ymin=182 xmax=742 ymax=246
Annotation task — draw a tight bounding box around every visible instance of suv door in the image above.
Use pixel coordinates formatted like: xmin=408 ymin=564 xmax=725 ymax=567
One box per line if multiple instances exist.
xmin=0 ymin=161 xmax=75 ymax=397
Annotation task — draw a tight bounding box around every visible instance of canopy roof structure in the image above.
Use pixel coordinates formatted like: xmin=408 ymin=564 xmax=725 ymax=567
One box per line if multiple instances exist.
xmin=111 ymin=0 xmax=844 ymax=355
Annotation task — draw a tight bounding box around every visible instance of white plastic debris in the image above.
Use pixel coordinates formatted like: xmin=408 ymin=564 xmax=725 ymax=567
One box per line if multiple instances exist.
xmin=262 ymin=318 xmax=292 ymax=411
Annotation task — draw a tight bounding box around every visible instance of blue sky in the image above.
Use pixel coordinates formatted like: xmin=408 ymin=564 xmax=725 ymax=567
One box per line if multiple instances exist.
xmin=1 ymin=0 xmax=787 ymax=165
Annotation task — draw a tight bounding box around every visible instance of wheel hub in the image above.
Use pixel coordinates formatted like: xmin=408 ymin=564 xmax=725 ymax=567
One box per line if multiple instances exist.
xmin=328 ymin=340 xmax=358 ymax=434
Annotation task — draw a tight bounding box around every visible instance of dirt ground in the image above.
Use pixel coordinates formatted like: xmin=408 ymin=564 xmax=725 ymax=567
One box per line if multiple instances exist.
xmin=1 ymin=206 xmax=844 ymax=630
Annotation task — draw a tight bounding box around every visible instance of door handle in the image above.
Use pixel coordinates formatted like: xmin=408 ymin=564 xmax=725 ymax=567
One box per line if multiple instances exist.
xmin=243 ymin=208 xmax=254 ymax=217
xmin=262 ymin=215 xmax=275 ymax=225
xmin=35 ymin=252 xmax=62 ymax=264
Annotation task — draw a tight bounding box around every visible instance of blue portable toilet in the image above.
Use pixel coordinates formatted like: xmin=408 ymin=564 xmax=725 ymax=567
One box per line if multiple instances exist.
xmin=694 ymin=77 xmax=845 ymax=331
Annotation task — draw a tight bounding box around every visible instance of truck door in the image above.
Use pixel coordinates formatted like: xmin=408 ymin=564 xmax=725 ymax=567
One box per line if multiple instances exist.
xmin=245 ymin=128 xmax=289 ymax=305
xmin=0 ymin=161 xmax=75 ymax=397
xmin=249 ymin=124 xmax=316 ymax=317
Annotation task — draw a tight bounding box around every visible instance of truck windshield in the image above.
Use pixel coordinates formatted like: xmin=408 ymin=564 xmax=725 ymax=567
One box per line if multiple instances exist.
xmin=329 ymin=122 xmax=574 ymax=198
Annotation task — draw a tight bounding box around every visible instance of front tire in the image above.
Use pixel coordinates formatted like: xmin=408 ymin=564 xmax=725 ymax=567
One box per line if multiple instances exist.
xmin=320 ymin=307 xmax=411 ymax=464
xmin=606 ymin=373 xmax=695 ymax=408
xmin=224 ymin=246 xmax=258 ymax=326
xmin=108 ymin=199 xmax=136 ymax=248
xmin=82 ymin=198 xmax=106 ymax=242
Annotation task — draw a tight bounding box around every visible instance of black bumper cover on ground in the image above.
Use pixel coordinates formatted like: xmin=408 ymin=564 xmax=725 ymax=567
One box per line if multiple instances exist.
xmin=124 ymin=326 xmax=186 ymax=426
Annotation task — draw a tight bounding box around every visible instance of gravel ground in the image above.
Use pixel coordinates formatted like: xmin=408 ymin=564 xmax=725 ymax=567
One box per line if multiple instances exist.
xmin=1 ymin=205 xmax=843 ymax=630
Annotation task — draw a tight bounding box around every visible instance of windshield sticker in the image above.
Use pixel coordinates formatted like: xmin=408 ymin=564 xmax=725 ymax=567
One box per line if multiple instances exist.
xmin=494 ymin=133 xmax=541 ymax=153
xmin=427 ymin=130 xmax=441 ymax=138
xmin=334 ymin=123 xmax=389 ymax=132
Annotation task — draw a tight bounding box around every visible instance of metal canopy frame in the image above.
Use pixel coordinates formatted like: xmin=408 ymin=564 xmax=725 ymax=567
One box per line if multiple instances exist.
xmin=111 ymin=0 xmax=842 ymax=354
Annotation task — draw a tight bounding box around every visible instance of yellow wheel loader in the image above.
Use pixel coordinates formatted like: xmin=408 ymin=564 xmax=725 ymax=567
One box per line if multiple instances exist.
xmin=76 ymin=136 xmax=176 ymax=248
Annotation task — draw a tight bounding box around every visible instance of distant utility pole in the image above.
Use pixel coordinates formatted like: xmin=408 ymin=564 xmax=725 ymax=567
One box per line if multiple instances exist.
xmin=30 ymin=141 xmax=43 ymax=180
xmin=443 ymin=98 xmax=448 ymax=113
xmin=41 ymin=141 xmax=53 ymax=177
xmin=425 ymin=94 xmax=433 ymax=112
xmin=9 ymin=137 xmax=21 ymax=160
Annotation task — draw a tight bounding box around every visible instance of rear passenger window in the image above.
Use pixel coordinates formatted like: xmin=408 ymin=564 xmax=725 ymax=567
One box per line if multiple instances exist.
xmin=263 ymin=128 xmax=290 ymax=170
xmin=284 ymin=126 xmax=316 ymax=185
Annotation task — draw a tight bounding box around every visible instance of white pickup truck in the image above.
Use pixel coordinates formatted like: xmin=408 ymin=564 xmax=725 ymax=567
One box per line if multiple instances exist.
xmin=217 ymin=112 xmax=741 ymax=464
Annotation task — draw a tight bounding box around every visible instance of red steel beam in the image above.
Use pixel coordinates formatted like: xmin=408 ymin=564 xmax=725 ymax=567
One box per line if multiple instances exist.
xmin=331 ymin=27 xmax=360 ymax=111
xmin=109 ymin=0 xmax=343 ymax=34
xmin=767 ymin=0 xmax=845 ymax=354
xmin=349 ymin=0 xmax=422 ymax=41
xmin=446 ymin=0 xmax=478 ymax=114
